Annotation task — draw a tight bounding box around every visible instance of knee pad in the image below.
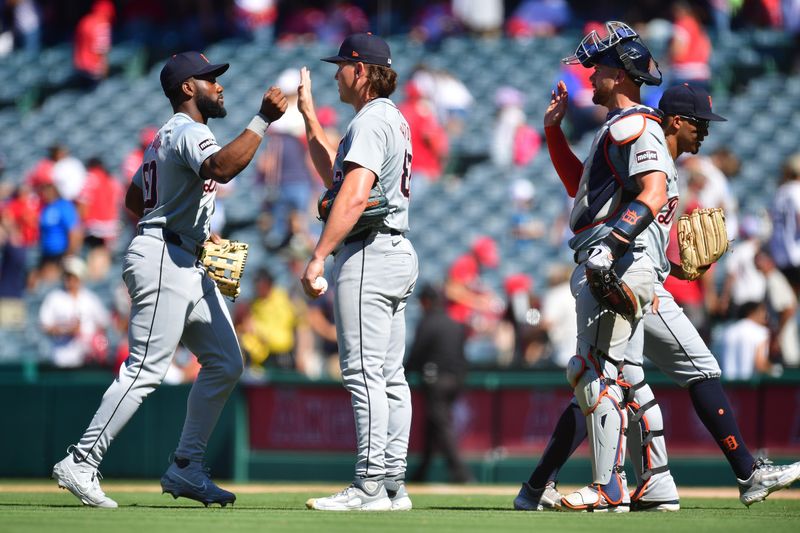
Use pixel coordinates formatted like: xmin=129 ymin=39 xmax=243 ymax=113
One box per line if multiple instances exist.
xmin=567 ymin=355 xmax=627 ymax=485
xmin=622 ymin=365 xmax=675 ymax=500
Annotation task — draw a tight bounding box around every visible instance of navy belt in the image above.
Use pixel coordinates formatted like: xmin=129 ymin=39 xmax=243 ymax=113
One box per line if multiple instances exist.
xmin=138 ymin=225 xmax=203 ymax=258
xmin=343 ymin=227 xmax=402 ymax=245
xmin=574 ymin=245 xmax=644 ymax=264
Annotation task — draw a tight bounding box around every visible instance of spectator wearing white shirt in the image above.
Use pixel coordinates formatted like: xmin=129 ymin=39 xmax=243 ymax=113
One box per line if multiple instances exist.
xmin=721 ymin=301 xmax=771 ymax=381
xmin=39 ymin=256 xmax=110 ymax=368
xmin=540 ymin=264 xmax=576 ymax=368
xmin=719 ymin=216 xmax=766 ymax=317
xmin=755 ymin=247 xmax=800 ymax=368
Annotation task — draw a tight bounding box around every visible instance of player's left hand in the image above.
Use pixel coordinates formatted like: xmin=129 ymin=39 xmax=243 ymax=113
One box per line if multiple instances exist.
xmin=259 ymin=86 xmax=288 ymax=123
xmin=544 ymin=80 xmax=569 ymax=128
xmin=585 ymin=242 xmax=614 ymax=272
xmin=301 ymin=257 xmax=326 ymax=299
xmin=297 ymin=67 xmax=316 ymax=119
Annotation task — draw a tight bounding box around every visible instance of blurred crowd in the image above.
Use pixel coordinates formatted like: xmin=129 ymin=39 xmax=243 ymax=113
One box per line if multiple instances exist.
xmin=1 ymin=0 xmax=800 ymax=384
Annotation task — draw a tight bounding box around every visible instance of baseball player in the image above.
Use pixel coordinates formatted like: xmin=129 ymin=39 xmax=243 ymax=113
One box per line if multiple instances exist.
xmin=533 ymin=21 xmax=675 ymax=512
xmin=52 ymin=51 xmax=288 ymax=508
xmin=297 ymin=33 xmax=418 ymax=511
xmin=515 ymin=77 xmax=800 ymax=511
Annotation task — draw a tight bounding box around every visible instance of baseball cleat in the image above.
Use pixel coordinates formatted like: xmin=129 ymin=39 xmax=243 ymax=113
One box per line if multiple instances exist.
xmin=306 ymin=478 xmax=392 ymax=511
xmin=737 ymin=458 xmax=800 ymax=507
xmin=630 ymin=499 xmax=680 ymax=512
xmin=384 ymin=478 xmax=412 ymax=511
xmin=160 ymin=459 xmax=236 ymax=507
xmin=513 ymin=481 xmax=562 ymax=511
xmin=561 ymin=477 xmax=629 ymax=513
xmin=52 ymin=449 xmax=118 ymax=508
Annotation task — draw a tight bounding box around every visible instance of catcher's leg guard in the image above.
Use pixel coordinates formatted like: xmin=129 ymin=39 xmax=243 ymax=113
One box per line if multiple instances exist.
xmin=566 ymin=355 xmax=627 ymax=486
xmin=622 ymin=364 xmax=679 ymax=506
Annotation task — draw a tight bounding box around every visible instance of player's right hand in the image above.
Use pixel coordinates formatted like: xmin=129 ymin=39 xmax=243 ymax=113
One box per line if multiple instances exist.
xmin=260 ymin=86 xmax=288 ymax=123
xmin=300 ymin=257 xmax=326 ymax=299
xmin=585 ymin=242 xmax=614 ymax=271
xmin=297 ymin=67 xmax=316 ymax=118
xmin=544 ymin=80 xmax=568 ymax=128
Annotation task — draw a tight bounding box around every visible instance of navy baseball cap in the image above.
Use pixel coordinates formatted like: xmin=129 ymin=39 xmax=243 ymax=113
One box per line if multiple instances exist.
xmin=658 ymin=83 xmax=726 ymax=122
xmin=321 ymin=33 xmax=392 ymax=67
xmin=160 ymin=51 xmax=230 ymax=95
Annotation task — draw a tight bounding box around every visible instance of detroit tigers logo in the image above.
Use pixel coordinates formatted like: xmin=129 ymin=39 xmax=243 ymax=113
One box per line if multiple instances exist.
xmin=621 ymin=208 xmax=643 ymax=226
xmin=721 ymin=435 xmax=739 ymax=451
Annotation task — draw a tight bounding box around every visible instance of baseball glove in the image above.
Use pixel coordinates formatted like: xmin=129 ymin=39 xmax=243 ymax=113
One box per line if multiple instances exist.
xmin=318 ymin=183 xmax=391 ymax=232
xmin=586 ymin=267 xmax=638 ymax=321
xmin=201 ymin=239 xmax=249 ymax=300
xmin=677 ymin=207 xmax=729 ymax=281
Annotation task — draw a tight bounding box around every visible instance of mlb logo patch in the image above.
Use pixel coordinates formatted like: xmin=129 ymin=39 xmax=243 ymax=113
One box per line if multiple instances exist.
xmin=635 ymin=150 xmax=658 ymax=163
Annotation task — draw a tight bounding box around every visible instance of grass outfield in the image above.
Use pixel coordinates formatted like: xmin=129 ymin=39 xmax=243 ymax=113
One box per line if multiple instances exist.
xmin=1 ymin=483 xmax=799 ymax=533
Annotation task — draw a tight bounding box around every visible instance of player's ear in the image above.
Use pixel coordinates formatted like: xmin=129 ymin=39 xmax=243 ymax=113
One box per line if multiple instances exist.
xmin=181 ymin=79 xmax=195 ymax=98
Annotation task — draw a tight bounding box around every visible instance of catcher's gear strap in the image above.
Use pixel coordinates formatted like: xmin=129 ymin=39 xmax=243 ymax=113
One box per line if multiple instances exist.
xmin=640 ymin=465 xmax=669 ymax=481
xmin=629 ymin=398 xmax=658 ymax=424
xmin=545 ymin=125 xmax=582 ymax=197
xmin=611 ymin=199 xmax=655 ymax=243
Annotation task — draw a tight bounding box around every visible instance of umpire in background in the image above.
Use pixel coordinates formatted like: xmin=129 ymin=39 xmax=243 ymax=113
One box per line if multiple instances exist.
xmin=406 ymin=284 xmax=473 ymax=484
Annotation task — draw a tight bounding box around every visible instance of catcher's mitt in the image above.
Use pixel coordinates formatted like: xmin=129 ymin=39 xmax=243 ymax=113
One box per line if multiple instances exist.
xmin=318 ymin=183 xmax=391 ymax=232
xmin=677 ymin=207 xmax=729 ymax=281
xmin=586 ymin=267 xmax=638 ymax=321
xmin=201 ymin=239 xmax=249 ymax=300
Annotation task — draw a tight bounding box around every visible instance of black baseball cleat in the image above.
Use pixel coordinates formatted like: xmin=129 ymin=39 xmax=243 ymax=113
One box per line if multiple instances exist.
xmin=160 ymin=459 xmax=236 ymax=507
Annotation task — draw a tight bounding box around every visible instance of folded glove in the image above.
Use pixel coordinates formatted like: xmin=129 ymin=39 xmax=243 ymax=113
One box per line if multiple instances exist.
xmin=677 ymin=207 xmax=728 ymax=281
xmin=201 ymin=239 xmax=249 ymax=300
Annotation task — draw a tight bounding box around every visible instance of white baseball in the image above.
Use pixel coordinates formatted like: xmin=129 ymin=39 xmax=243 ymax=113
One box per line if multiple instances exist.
xmin=312 ymin=276 xmax=328 ymax=294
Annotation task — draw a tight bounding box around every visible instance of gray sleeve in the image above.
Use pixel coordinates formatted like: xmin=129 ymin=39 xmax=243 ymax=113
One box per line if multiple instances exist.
xmin=627 ymin=127 xmax=671 ymax=179
xmin=176 ymin=122 xmax=222 ymax=175
xmin=342 ymin=117 xmax=387 ymax=177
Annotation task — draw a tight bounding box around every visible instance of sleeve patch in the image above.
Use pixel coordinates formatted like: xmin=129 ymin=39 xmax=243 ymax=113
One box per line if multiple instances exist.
xmin=635 ymin=150 xmax=658 ymax=163
xmin=199 ymin=138 xmax=218 ymax=151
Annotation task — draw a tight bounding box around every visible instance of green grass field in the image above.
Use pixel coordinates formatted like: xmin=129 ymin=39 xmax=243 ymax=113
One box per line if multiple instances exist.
xmin=1 ymin=483 xmax=799 ymax=533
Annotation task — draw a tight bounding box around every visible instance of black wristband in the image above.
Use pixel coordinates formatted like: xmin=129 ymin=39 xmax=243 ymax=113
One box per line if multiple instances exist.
xmin=602 ymin=231 xmax=630 ymax=259
xmin=612 ymin=199 xmax=655 ymax=242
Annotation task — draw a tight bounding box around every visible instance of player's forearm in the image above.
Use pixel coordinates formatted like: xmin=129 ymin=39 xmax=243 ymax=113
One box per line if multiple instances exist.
xmin=545 ymin=126 xmax=582 ymax=197
xmin=312 ymin=190 xmax=369 ymax=260
xmin=303 ymin=115 xmax=337 ymax=188
xmin=201 ymin=130 xmax=263 ymax=183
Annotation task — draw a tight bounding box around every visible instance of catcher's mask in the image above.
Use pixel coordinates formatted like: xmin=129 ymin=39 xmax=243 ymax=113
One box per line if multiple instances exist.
xmin=562 ymin=21 xmax=662 ymax=87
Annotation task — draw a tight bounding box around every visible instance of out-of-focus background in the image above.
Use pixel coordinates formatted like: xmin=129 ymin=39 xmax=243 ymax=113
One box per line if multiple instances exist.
xmin=2 ymin=0 xmax=800 ymax=485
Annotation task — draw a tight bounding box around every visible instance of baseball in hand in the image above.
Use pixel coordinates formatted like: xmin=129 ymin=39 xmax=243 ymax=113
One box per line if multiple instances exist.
xmin=312 ymin=276 xmax=328 ymax=294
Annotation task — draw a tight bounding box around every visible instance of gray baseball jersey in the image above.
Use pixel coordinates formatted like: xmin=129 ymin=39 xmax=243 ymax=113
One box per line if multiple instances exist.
xmin=133 ymin=112 xmax=222 ymax=245
xmin=70 ymin=112 xmax=243 ymax=469
xmin=334 ymin=97 xmax=411 ymax=236
xmin=330 ymin=97 xmax=418 ymax=480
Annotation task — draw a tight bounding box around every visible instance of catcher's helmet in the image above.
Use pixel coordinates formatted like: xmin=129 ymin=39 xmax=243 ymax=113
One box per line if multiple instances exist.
xmin=562 ymin=21 xmax=662 ymax=87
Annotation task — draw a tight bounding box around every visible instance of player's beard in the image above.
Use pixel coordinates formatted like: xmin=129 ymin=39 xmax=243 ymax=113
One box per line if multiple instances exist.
xmin=197 ymin=93 xmax=227 ymax=119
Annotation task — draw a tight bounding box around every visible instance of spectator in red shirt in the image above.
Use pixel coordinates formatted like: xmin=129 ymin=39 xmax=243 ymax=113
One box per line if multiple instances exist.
xmin=78 ymin=157 xmax=124 ymax=280
xmin=73 ymin=0 xmax=115 ymax=88
xmin=669 ymin=2 xmax=712 ymax=91
xmin=398 ymin=80 xmax=449 ymax=195
xmin=120 ymin=126 xmax=158 ymax=181
xmin=445 ymin=236 xmax=504 ymax=329
xmin=2 ymin=181 xmax=41 ymax=248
